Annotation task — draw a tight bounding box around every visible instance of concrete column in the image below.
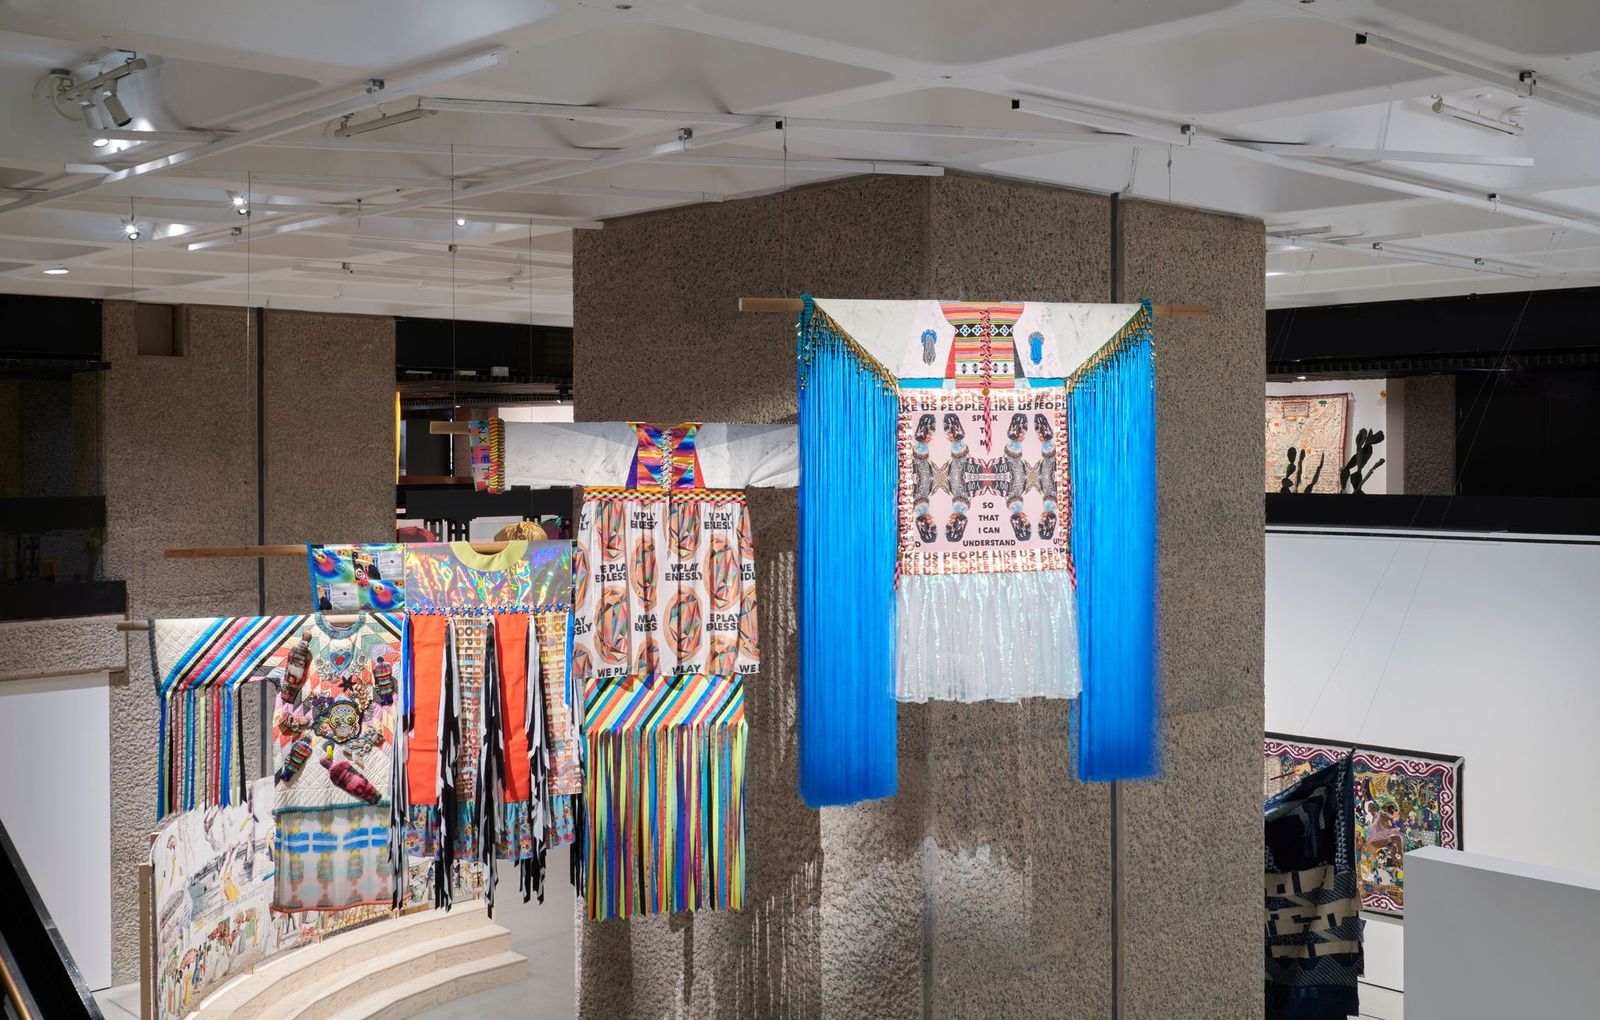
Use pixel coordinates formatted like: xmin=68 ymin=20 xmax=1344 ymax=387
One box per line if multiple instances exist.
xmin=1400 ymin=374 xmax=1456 ymax=495
xmin=570 ymin=175 xmax=1264 ymax=1018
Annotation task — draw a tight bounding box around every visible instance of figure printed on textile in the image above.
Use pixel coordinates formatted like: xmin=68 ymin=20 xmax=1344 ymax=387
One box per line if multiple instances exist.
xmin=898 ymin=388 xmax=1071 ymax=574
xmin=271 ymin=614 xmax=402 ymax=913
xmin=1264 ymin=735 xmax=1463 ymax=915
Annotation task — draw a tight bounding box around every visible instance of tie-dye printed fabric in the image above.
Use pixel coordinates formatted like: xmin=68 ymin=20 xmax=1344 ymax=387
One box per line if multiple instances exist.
xmin=573 ymin=488 xmax=759 ymax=687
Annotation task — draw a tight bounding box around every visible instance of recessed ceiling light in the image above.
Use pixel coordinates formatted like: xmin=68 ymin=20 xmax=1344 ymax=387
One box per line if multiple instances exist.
xmin=455 ymin=216 xmax=467 ymax=227
xmin=91 ymin=137 xmax=110 ymax=147
xmin=1266 ymin=270 xmax=1287 ymax=277
xmin=1296 ymin=375 xmax=1308 ymax=381
xmin=43 ymin=266 xmax=70 ymax=275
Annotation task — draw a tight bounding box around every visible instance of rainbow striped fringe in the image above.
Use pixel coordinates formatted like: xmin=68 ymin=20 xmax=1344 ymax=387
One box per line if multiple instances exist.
xmin=582 ymin=674 xmax=746 ymax=920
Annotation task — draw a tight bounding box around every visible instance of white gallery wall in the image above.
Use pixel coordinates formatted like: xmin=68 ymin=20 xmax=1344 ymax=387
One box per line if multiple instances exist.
xmin=0 ymin=672 xmax=113 ymax=989
xmin=1265 ymin=530 xmax=1600 ymax=1018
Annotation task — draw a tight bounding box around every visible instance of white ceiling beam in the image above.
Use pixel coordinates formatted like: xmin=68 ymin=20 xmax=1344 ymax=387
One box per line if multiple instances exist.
xmin=1268 ymin=235 xmax=1541 ymax=278
xmin=87 ymin=128 xmax=227 ymax=145
xmin=345 ymin=238 xmax=572 ymax=271
xmin=416 ymin=97 xmax=763 ymax=127
xmin=0 ymin=48 xmax=506 ymax=217
xmin=182 ymin=208 xmax=603 ymax=250
xmin=190 ymin=120 xmax=780 ymax=248
xmin=1356 ymin=32 xmax=1600 ymax=123
xmin=673 ymin=154 xmax=943 ymax=174
xmin=256 ymin=138 xmax=610 ymax=160
xmin=1237 ymin=143 xmax=1533 ymax=168
xmin=1012 ymin=97 xmax=1600 ymax=236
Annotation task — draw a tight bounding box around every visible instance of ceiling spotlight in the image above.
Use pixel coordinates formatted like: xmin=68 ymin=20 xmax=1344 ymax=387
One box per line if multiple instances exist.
xmin=42 ymin=266 xmax=70 ymax=275
xmin=455 ymin=216 xmax=467 ymax=227
xmin=49 ymin=57 xmax=146 ymax=134
xmin=229 ymin=191 xmax=245 ymax=207
xmin=123 ymin=220 xmax=141 ymax=240
xmin=99 ymin=89 xmax=132 ymax=129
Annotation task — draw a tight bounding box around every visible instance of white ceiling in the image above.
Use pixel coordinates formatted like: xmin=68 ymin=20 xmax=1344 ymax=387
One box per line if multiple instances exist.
xmin=2 ymin=0 xmax=1600 ymax=323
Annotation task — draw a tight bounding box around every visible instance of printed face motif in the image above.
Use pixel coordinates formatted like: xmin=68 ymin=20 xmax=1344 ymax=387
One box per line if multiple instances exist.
xmin=572 ymin=546 xmax=589 ymax=609
xmin=707 ymin=633 xmax=736 ymax=677
xmin=668 ymin=499 xmax=702 ymax=560
xmin=596 ymin=586 xmax=629 ymax=664
xmin=631 ymin=636 xmax=660 ymax=678
xmin=596 ymin=499 xmax=626 ymax=560
xmin=666 ymin=589 xmax=704 ymax=660
xmin=706 ymin=533 xmax=740 ymax=611
xmin=630 ymin=535 xmax=658 ymax=609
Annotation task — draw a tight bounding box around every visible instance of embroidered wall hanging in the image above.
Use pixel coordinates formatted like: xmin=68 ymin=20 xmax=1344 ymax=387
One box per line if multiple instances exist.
xmin=796 ymin=297 xmax=1158 ymax=806
xmin=1264 ymin=394 xmax=1348 ymax=494
xmin=1264 ymin=734 xmax=1463 ymax=916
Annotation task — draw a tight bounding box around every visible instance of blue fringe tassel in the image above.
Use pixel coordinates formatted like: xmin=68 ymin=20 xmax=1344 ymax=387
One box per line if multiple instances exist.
xmin=1070 ymin=304 xmax=1159 ymax=781
xmin=796 ymin=295 xmax=899 ymax=807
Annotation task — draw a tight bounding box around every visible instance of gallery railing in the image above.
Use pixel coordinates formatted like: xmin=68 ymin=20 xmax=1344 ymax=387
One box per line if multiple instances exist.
xmin=0 ymin=819 xmax=101 ymax=1019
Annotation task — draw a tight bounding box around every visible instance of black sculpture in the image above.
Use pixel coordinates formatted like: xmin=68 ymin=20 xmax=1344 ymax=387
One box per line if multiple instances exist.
xmin=1339 ymin=428 xmax=1386 ymax=494
xmin=1278 ymin=446 xmax=1325 ymax=493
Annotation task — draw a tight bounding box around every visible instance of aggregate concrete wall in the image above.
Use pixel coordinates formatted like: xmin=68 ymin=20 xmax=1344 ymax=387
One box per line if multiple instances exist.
xmin=1118 ymin=199 xmax=1265 ymax=1018
xmin=572 ymin=175 xmax=1263 ymax=1018
xmin=1401 ymin=374 xmax=1456 ymax=496
xmin=99 ymin=302 xmax=394 ymax=983
xmin=103 ymin=302 xmax=259 ymax=983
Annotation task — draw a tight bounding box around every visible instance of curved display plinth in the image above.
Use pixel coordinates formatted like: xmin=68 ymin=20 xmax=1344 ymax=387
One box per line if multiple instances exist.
xmin=190 ymin=901 xmax=524 ymax=1019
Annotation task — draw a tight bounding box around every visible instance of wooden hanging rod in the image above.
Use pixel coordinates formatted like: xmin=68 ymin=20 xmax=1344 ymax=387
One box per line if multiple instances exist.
xmin=430 ymin=421 xmax=472 ymax=435
xmin=737 ymin=297 xmax=1209 ymax=318
xmin=117 ymin=612 xmax=367 ymax=633
xmin=164 ymin=541 xmax=519 ymax=559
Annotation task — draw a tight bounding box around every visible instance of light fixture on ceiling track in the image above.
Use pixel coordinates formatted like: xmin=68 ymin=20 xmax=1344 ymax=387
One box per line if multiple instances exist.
xmin=46 ymin=57 xmax=147 ymax=131
xmin=455 ymin=216 xmax=467 ymax=227
xmin=122 ymin=218 xmax=141 ymax=241
xmin=1358 ymin=33 xmax=1600 ymax=123
xmin=1429 ymin=96 xmax=1524 ymax=136
xmin=227 ymin=190 xmax=250 ymax=215
xmin=334 ymin=107 xmax=436 ymax=138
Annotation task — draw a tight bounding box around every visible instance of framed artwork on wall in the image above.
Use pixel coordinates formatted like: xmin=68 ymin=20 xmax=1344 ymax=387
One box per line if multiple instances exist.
xmin=1264 ymin=733 xmax=1464 ymax=916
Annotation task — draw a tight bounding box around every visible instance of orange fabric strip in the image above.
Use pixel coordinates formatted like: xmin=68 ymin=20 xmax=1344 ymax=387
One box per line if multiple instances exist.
xmin=494 ymin=613 xmax=533 ymax=803
xmin=407 ymin=614 xmax=448 ymax=805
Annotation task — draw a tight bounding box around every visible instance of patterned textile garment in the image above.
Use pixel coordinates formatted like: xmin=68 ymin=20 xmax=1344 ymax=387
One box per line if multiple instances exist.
xmin=573 ymin=423 xmax=755 ymax=920
xmin=271 ymin=613 xmax=402 ymax=914
xmin=151 ymin=615 xmax=313 ymax=816
xmin=468 ymin=418 xmax=506 ymax=493
xmin=308 ymin=544 xmax=407 ymax=612
xmin=1265 ymin=754 xmax=1364 ymax=1020
xmin=399 ymin=541 xmax=579 ymax=871
xmin=796 ymin=298 xmax=1157 ymax=806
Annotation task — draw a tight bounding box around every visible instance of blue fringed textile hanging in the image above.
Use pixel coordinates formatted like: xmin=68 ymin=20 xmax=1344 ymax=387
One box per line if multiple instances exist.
xmin=1069 ymin=301 xmax=1158 ymax=780
xmin=796 ymin=296 xmax=900 ymax=807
